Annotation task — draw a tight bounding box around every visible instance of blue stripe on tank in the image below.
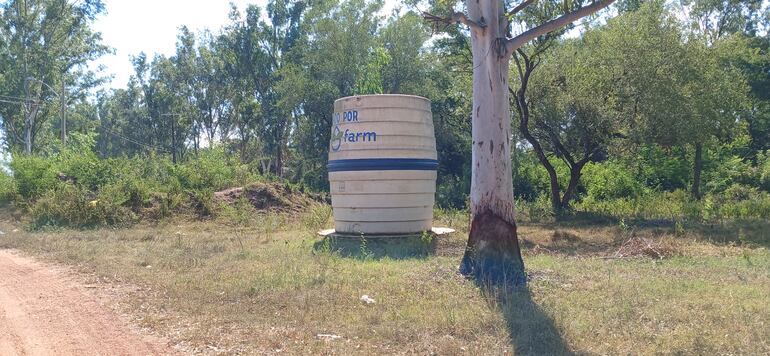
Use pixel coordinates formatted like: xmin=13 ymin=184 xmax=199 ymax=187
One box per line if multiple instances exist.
xmin=327 ymin=158 xmax=439 ymax=172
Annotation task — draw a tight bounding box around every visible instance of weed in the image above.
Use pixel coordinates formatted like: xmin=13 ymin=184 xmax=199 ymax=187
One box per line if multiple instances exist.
xmin=675 ymin=219 xmax=686 ymax=236
xmin=420 ymin=230 xmax=435 ymax=245
xmin=301 ymin=203 xmax=332 ymax=234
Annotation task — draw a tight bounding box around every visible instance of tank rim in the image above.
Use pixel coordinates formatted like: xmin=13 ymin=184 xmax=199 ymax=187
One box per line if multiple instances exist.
xmin=334 ymin=94 xmax=430 ymax=104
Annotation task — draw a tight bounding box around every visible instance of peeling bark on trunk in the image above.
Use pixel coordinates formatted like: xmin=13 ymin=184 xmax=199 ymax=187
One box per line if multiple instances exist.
xmin=458 ymin=0 xmax=526 ymax=286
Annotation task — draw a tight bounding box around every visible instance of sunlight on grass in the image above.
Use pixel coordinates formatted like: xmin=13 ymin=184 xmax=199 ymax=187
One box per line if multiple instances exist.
xmin=0 ymin=210 xmax=768 ymax=354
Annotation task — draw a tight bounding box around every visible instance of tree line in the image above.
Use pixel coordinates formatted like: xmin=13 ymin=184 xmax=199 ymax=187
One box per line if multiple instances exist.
xmin=1 ymin=0 xmax=769 ymax=215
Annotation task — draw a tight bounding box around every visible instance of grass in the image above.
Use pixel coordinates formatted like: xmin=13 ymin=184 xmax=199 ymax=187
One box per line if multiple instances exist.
xmin=0 ymin=206 xmax=768 ymax=354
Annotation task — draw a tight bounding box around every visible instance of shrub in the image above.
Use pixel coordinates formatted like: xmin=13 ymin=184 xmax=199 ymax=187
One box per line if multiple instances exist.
xmin=517 ymin=195 xmax=554 ymax=222
xmin=758 ymin=150 xmax=770 ymax=192
xmin=707 ymin=184 xmax=770 ymax=220
xmin=58 ymin=151 xmax=119 ymax=191
xmin=436 ymin=175 xmax=469 ymax=209
xmin=0 ymin=170 xmax=16 ymax=203
xmin=10 ymin=155 xmax=59 ymax=199
xmin=173 ymin=148 xmax=238 ymax=191
xmin=632 ymin=145 xmax=690 ymax=191
xmin=582 ymin=162 xmax=644 ymax=201
xmin=512 ymin=153 xmax=551 ymax=201
xmin=29 ymin=182 xmax=135 ymax=229
xmin=704 ymin=155 xmax=758 ymax=194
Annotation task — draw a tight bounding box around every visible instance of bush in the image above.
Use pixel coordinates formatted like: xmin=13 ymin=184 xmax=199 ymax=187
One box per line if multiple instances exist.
xmin=758 ymin=151 xmax=770 ymax=192
xmin=517 ymin=195 xmax=554 ymax=222
xmin=582 ymin=162 xmax=644 ymax=201
xmin=9 ymin=148 xmax=255 ymax=227
xmin=704 ymin=155 xmax=758 ymax=194
xmin=707 ymin=184 xmax=770 ymax=220
xmin=10 ymin=155 xmax=59 ymax=199
xmin=512 ymin=153 xmax=552 ymax=201
xmin=173 ymin=148 xmax=240 ymax=191
xmin=58 ymin=152 xmax=120 ymax=191
xmin=631 ymin=145 xmax=690 ymax=191
xmin=436 ymin=175 xmax=469 ymax=209
xmin=29 ymin=182 xmax=135 ymax=229
xmin=0 ymin=170 xmax=16 ymax=203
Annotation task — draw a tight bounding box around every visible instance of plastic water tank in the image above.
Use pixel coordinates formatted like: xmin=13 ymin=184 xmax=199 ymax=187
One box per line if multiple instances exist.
xmin=328 ymin=94 xmax=438 ymax=234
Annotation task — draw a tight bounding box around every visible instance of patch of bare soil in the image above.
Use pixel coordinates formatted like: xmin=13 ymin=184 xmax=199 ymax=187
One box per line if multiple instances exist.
xmin=214 ymin=182 xmax=318 ymax=213
xmin=0 ymin=250 xmax=177 ymax=356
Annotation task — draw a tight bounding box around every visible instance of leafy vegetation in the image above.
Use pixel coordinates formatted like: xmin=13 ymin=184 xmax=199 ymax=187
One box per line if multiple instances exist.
xmin=0 ymin=0 xmax=769 ymax=353
xmin=1 ymin=0 xmax=768 ymax=219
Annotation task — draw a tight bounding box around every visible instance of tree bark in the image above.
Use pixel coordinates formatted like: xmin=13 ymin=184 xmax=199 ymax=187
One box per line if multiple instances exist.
xmin=561 ymin=164 xmax=584 ymax=210
xmin=430 ymin=0 xmax=615 ymax=286
xmin=511 ymin=58 xmax=562 ymax=214
xmin=458 ymin=0 xmax=525 ymax=286
xmin=170 ymin=114 xmax=177 ymax=164
xmin=691 ymin=143 xmax=703 ymax=199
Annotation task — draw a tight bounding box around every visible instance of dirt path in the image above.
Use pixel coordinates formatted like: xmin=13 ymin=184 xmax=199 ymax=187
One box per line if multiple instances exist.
xmin=0 ymin=249 xmax=175 ymax=356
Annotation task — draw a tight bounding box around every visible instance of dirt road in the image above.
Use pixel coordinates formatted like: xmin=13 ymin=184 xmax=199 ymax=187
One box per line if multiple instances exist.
xmin=0 ymin=249 xmax=175 ymax=356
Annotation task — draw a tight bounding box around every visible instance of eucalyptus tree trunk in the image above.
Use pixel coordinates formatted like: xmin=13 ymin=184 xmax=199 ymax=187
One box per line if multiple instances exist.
xmin=458 ymin=0 xmax=525 ymax=285
xmin=427 ymin=0 xmax=615 ymax=285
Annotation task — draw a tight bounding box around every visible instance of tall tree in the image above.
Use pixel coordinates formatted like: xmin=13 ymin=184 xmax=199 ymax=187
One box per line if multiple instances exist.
xmin=679 ymin=0 xmax=757 ymax=197
xmin=508 ymin=0 xmax=618 ymax=215
xmin=0 ymin=0 xmax=108 ymax=153
xmin=424 ymin=0 xmax=615 ymax=284
xmin=512 ymin=36 xmax=623 ymax=214
xmin=275 ymin=0 xmax=383 ymax=186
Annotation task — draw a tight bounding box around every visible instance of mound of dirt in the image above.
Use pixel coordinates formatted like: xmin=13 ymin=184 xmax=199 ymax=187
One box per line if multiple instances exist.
xmin=214 ymin=182 xmax=318 ymax=213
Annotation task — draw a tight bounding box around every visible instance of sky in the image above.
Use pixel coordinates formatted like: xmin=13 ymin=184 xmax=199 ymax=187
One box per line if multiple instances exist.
xmin=92 ymin=0 xmax=264 ymax=89
xmin=91 ymin=0 xmax=401 ymax=90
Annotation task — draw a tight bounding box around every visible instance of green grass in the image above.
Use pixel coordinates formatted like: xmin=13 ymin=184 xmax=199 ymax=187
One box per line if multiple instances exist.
xmin=0 ymin=208 xmax=768 ymax=354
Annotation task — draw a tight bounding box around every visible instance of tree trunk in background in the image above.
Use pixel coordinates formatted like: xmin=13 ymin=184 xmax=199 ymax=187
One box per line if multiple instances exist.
xmin=60 ymin=77 xmax=67 ymax=146
xmin=561 ymin=165 xmax=584 ymax=210
xmin=275 ymin=145 xmax=283 ymax=178
xmin=23 ymin=105 xmax=38 ymax=154
xmin=513 ymin=62 xmax=562 ymax=216
xmin=170 ymin=116 xmax=177 ymax=164
xmin=459 ymin=0 xmax=525 ymax=285
xmin=691 ymin=143 xmax=703 ymax=199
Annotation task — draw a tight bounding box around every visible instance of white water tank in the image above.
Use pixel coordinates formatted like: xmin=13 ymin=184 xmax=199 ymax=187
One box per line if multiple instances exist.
xmin=328 ymin=95 xmax=438 ymax=234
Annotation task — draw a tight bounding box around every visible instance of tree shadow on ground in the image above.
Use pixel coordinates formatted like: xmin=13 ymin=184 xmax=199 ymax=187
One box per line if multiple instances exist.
xmin=530 ymin=211 xmax=770 ymax=250
xmin=312 ymin=235 xmax=437 ymax=260
xmin=480 ymin=284 xmax=574 ymax=355
xmin=531 ymin=211 xmax=619 ymax=228
xmin=520 ymin=229 xmax=612 ymax=257
xmin=687 ymin=219 xmax=770 ymax=248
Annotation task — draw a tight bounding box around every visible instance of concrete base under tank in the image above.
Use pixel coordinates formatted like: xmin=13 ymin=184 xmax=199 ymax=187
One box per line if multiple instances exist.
xmin=317 ymin=227 xmax=455 ymax=239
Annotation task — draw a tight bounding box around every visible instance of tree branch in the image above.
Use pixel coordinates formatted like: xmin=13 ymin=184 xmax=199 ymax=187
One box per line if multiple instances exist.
xmin=423 ymin=10 xmax=486 ymax=33
xmin=506 ymin=0 xmax=537 ymax=18
xmin=505 ymin=0 xmax=615 ymax=57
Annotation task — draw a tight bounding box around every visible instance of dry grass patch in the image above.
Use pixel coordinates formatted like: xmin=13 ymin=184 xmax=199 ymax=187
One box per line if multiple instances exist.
xmin=0 ymin=208 xmax=768 ymax=354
